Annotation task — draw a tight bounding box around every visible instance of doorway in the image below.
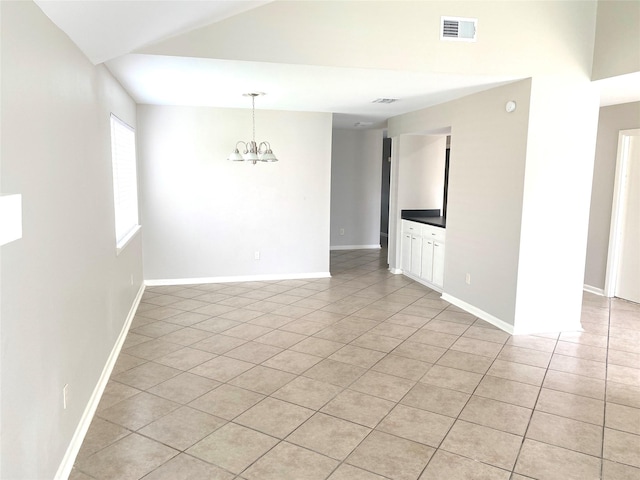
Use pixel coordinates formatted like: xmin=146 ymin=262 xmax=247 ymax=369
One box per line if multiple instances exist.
xmin=605 ymin=129 xmax=640 ymax=303
xmin=380 ymin=138 xmax=392 ymax=249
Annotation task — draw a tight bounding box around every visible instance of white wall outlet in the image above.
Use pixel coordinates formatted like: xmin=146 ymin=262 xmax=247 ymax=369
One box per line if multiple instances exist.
xmin=130 ymin=274 xmax=134 ymax=286
xmin=254 ymin=251 xmax=260 ymax=260
xmin=339 ymin=228 xmax=345 ymax=236
xmin=465 ymin=273 xmax=471 ymax=285
xmin=63 ymin=384 xmax=69 ymax=410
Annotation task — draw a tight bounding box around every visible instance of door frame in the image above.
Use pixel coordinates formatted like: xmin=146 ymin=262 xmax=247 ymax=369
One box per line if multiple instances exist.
xmin=604 ymin=128 xmax=640 ymax=298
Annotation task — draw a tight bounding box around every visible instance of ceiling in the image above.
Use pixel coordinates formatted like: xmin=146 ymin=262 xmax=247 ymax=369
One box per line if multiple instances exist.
xmin=34 ymin=1 xmax=640 ymax=130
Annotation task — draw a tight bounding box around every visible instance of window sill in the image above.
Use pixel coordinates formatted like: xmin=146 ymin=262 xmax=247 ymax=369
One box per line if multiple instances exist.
xmin=116 ymin=225 xmax=141 ymax=256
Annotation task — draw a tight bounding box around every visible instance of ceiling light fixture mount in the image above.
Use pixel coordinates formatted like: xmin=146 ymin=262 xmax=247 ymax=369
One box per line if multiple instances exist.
xmin=227 ymin=92 xmax=278 ymax=164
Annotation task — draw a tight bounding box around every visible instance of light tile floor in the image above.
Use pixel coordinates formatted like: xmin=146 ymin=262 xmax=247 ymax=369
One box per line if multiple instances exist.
xmin=71 ymin=249 xmax=640 ymax=480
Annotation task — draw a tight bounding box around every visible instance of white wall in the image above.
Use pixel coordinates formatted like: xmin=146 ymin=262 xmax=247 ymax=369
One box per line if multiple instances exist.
xmin=0 ymin=2 xmax=143 ymax=479
xmin=446 ymin=82 xmax=532 ymax=328
xmin=137 ymin=105 xmax=332 ymax=282
xmin=585 ymin=102 xmax=640 ymax=290
xmin=397 ymin=135 xmax=446 ymax=212
xmin=330 ymin=128 xmax=383 ymax=248
xmin=514 ymin=76 xmax=600 ymax=333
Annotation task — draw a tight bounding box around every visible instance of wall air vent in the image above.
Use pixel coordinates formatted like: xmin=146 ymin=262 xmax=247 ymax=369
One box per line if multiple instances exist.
xmin=372 ymin=98 xmax=398 ymax=104
xmin=441 ymin=16 xmax=477 ymax=42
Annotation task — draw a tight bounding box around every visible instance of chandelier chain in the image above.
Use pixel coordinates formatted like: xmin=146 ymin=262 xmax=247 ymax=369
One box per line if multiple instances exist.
xmin=252 ymin=95 xmax=256 ymax=144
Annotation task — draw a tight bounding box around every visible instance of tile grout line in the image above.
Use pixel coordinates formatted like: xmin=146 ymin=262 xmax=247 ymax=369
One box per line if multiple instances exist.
xmin=75 ymin=251 xmax=640 ymax=479
xmin=509 ymin=327 xmax=560 ymax=478
xmin=600 ymin=295 xmax=612 ymax=479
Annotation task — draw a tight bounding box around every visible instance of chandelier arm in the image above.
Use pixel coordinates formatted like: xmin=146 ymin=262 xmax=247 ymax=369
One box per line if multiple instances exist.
xmin=235 ymin=140 xmax=248 ymax=154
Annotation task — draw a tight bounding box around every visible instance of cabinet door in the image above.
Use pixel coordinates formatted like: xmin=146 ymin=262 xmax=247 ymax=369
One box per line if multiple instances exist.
xmin=433 ymin=241 xmax=445 ymax=287
xmin=401 ymin=233 xmax=412 ymax=272
xmin=421 ymin=239 xmax=434 ymax=282
xmin=410 ymin=235 xmax=422 ymax=276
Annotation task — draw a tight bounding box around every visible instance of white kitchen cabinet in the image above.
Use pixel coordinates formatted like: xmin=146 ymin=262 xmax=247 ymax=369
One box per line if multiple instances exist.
xmin=432 ymin=240 xmax=445 ymax=287
xmin=401 ymin=230 xmax=412 ymax=273
xmin=410 ymin=234 xmax=422 ymax=276
xmin=401 ymin=220 xmax=423 ymax=277
xmin=421 ymin=224 xmax=446 ymax=288
xmin=402 ymin=220 xmax=446 ymax=290
xmin=421 ymin=238 xmax=434 ymax=282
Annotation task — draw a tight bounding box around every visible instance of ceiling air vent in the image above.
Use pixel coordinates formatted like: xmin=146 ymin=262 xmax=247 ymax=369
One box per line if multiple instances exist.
xmin=441 ymin=16 xmax=477 ymax=42
xmin=372 ymin=98 xmax=398 ymax=104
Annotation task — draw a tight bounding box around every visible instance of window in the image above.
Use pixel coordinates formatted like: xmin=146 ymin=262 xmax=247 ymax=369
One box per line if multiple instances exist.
xmin=110 ymin=114 xmax=140 ymax=251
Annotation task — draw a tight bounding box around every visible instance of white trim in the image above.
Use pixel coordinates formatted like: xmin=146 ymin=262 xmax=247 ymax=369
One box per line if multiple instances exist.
xmin=403 ymin=271 xmax=443 ymax=293
xmin=442 ymin=293 xmax=582 ymax=335
xmin=116 ymin=224 xmax=141 ymax=255
xmin=54 ymin=283 xmax=145 ymax=480
xmin=583 ymin=284 xmax=605 ymax=296
xmin=389 ymin=267 xmax=403 ymax=274
xmin=605 ymin=129 xmax=640 ymax=298
xmin=443 ymin=292 xmax=583 ymax=335
xmin=145 ymin=271 xmax=331 ymax=287
xmin=441 ymin=293 xmax=515 ymax=335
xmin=330 ymin=244 xmax=381 ymax=251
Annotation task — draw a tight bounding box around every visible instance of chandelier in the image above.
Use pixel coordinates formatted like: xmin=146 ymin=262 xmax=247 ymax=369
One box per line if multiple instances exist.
xmin=227 ymin=93 xmax=278 ymax=164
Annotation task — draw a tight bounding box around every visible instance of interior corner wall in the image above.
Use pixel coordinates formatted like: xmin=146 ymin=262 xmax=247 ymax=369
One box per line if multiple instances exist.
xmin=330 ymin=128 xmax=383 ymax=249
xmin=592 ymin=0 xmax=640 ymax=80
xmin=584 ymin=101 xmax=640 ymax=290
xmin=515 ymin=76 xmax=600 ymax=333
xmin=137 ymin=105 xmax=332 ymax=282
xmin=0 ymin=2 xmax=142 ymax=479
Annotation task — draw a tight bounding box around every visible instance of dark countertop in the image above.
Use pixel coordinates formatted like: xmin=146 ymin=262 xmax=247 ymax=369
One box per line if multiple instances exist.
xmin=403 ymin=216 xmax=446 ymax=228
xmin=401 ymin=209 xmax=446 ymax=228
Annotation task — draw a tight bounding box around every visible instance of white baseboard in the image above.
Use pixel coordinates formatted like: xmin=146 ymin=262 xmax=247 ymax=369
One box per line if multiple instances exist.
xmin=55 ymin=283 xmax=145 ymax=480
xmin=330 ymin=245 xmax=382 ymax=251
xmin=402 ymin=271 xmax=443 ymax=293
xmin=145 ymin=271 xmax=331 ymax=287
xmin=441 ymin=293 xmax=515 ymax=335
xmin=583 ymin=284 xmax=605 ymax=296
xmin=441 ymin=292 xmax=585 ymax=335
xmin=389 ymin=267 xmax=403 ymax=274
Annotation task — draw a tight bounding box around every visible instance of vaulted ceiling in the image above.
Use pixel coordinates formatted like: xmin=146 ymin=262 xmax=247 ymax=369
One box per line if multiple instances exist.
xmin=35 ymin=1 xmax=639 ymax=129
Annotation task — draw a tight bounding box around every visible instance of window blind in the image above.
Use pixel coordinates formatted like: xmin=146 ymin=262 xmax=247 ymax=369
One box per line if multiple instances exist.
xmin=110 ymin=114 xmax=139 ymax=247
